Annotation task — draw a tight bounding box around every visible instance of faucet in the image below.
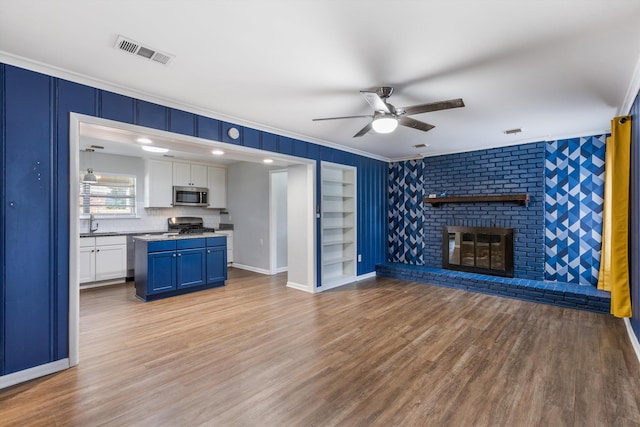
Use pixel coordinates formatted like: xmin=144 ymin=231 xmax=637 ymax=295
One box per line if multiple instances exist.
xmin=89 ymin=214 xmax=99 ymax=234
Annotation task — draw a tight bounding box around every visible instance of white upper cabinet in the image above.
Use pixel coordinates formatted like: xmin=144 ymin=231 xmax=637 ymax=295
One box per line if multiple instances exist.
xmin=145 ymin=159 xmax=173 ymax=208
xmin=207 ymin=166 xmax=227 ymax=209
xmin=173 ymin=162 xmax=208 ymax=187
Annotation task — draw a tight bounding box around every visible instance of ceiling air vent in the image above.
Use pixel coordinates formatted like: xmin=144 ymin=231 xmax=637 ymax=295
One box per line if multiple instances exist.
xmin=504 ymin=128 xmax=522 ymax=135
xmin=114 ymin=35 xmax=175 ymax=66
xmin=414 ymin=143 xmax=429 ymax=149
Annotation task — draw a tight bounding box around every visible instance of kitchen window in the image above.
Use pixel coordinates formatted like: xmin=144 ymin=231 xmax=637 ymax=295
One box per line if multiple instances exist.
xmin=79 ymin=172 xmax=136 ymax=217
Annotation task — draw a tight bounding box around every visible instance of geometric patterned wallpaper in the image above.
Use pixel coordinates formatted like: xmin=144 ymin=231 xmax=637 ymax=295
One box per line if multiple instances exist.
xmin=388 ymin=160 xmax=424 ymax=264
xmin=544 ymin=135 xmax=606 ymax=286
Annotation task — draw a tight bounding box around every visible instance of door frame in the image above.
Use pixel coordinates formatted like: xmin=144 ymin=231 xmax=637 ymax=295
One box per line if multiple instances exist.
xmin=68 ymin=113 xmax=317 ymax=366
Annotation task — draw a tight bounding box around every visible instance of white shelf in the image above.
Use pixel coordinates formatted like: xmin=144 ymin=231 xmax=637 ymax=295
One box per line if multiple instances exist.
xmin=321 ymin=161 xmax=357 ymax=287
xmin=322 ymin=239 xmax=354 ymax=246
xmin=322 ymin=192 xmax=354 ymax=199
xmin=322 ymin=179 xmax=354 ymax=186
xmin=322 ymin=256 xmax=355 ymax=266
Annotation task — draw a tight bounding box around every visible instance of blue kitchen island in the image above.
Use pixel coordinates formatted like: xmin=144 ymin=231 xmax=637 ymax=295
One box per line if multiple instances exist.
xmin=134 ymin=234 xmax=227 ymax=301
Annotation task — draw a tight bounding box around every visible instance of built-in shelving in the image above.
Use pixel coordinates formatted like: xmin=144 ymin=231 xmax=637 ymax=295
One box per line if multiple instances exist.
xmin=321 ymin=162 xmax=357 ymax=288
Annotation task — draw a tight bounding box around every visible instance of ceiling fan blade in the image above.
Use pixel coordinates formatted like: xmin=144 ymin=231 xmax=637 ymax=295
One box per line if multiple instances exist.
xmin=402 ymin=98 xmax=465 ymax=116
xmin=353 ymin=122 xmax=373 ymax=138
xmin=312 ymin=114 xmax=372 ymax=121
xmin=360 ymin=91 xmax=391 ymax=113
xmin=399 ymin=116 xmax=435 ymax=132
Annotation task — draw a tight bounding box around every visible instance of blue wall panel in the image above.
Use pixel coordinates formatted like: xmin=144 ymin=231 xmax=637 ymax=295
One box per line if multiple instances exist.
xmin=261 ymin=132 xmax=278 ymax=152
xmin=135 ymin=100 xmax=168 ymax=130
xmin=0 ymin=64 xmax=5 ymax=370
xmin=55 ymin=79 xmax=97 ymax=360
xmin=629 ymin=92 xmax=640 ymax=339
xmin=169 ymin=108 xmax=195 ymax=136
xmin=197 ymin=116 xmax=221 ymax=141
xmin=278 ymin=137 xmax=294 ymax=155
xmin=100 ymin=91 xmax=134 ymax=124
xmin=3 ymin=66 xmax=55 ymax=374
xmin=243 ymin=127 xmax=260 ymax=149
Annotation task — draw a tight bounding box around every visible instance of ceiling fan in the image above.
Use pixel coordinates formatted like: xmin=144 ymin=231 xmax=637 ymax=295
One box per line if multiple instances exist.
xmin=312 ymin=87 xmax=464 ymax=137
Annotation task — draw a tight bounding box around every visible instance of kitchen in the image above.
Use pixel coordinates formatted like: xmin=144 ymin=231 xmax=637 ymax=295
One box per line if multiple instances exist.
xmin=77 ymin=118 xmax=308 ymax=300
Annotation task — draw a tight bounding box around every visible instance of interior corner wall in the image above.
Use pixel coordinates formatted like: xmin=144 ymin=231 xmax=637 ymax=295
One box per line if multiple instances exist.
xmin=388 ymin=136 xmax=609 ymax=284
xmin=388 ymin=143 xmax=546 ymax=280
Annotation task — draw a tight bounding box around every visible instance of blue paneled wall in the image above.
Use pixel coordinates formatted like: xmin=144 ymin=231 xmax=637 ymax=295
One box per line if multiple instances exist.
xmin=0 ymin=63 xmax=387 ymax=377
xmin=629 ymin=92 xmax=640 ymax=340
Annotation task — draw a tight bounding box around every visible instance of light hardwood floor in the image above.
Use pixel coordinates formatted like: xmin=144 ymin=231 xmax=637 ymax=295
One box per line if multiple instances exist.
xmin=1 ymin=268 xmax=640 ymax=426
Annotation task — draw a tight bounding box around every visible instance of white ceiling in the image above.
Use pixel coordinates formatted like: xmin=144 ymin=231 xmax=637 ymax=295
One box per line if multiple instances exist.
xmin=1 ymin=0 xmax=639 ymax=161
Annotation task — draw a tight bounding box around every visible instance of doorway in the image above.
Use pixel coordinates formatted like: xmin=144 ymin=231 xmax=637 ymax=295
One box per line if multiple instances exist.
xmin=68 ymin=113 xmax=317 ymax=366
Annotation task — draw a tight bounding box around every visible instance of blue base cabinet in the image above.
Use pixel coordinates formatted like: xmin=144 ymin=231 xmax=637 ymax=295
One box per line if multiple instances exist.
xmin=206 ymin=237 xmax=228 ymax=283
xmin=135 ymin=236 xmax=226 ymax=301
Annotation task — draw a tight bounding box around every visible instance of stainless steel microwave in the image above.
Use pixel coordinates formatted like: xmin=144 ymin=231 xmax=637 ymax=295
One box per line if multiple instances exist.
xmin=173 ymin=186 xmax=209 ymax=207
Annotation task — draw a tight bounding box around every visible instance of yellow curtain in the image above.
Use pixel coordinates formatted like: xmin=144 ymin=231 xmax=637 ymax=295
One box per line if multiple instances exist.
xmin=597 ymin=115 xmax=632 ymax=318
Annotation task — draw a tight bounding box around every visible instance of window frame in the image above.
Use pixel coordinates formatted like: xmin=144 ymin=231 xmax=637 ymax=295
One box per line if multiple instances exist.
xmin=79 ymin=171 xmax=138 ymax=219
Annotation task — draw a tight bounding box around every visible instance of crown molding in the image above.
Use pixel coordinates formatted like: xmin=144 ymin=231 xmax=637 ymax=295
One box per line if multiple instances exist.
xmin=0 ymin=51 xmax=391 ymax=163
xmin=621 ymin=53 xmax=640 ymax=116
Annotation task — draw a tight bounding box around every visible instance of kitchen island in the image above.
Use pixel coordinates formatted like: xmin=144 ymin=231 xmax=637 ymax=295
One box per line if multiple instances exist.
xmin=133 ymin=233 xmax=227 ymax=301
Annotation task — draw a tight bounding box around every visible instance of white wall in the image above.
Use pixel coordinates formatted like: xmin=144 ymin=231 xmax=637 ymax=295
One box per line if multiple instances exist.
xmin=227 ymin=161 xmax=276 ymax=271
xmin=271 ymin=171 xmax=288 ymax=270
xmin=79 ymin=151 xmax=221 ymax=233
xmin=286 ymin=164 xmax=316 ymax=291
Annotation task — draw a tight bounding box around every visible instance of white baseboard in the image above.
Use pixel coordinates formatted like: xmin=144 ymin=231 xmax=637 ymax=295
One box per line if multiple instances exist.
xmin=318 ymin=271 xmax=378 ymax=292
xmin=286 ymin=281 xmax=314 ymax=293
xmin=274 ymin=266 xmax=288 ymax=274
xmin=0 ymin=358 xmax=70 ymax=390
xmin=80 ymin=279 xmax=127 ymax=289
xmin=232 ymin=263 xmax=271 ymax=275
xmin=624 ymin=318 xmax=640 ymax=365
xmin=357 ymin=271 xmax=377 ymax=281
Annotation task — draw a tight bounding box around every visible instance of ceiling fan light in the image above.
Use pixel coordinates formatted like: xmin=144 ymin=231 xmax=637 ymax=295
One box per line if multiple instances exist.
xmin=372 ymin=116 xmax=398 ymax=134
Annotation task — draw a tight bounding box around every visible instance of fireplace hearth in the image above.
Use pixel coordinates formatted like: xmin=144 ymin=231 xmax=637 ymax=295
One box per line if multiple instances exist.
xmin=443 ymin=226 xmax=514 ymax=277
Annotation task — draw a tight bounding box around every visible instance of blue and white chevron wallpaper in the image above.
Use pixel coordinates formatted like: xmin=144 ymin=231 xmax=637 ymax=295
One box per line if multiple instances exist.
xmin=388 ymin=160 xmax=424 ymax=264
xmin=544 ymin=135 xmax=606 ymax=286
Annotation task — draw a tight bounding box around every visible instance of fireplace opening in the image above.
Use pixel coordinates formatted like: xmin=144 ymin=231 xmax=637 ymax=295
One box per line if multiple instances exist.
xmin=442 ymin=226 xmax=514 ymax=277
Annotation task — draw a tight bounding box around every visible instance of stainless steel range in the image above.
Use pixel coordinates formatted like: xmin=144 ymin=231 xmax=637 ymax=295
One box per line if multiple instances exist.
xmin=167 ymin=217 xmax=216 ymax=235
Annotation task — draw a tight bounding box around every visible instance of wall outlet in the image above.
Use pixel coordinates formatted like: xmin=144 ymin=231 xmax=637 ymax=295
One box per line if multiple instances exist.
xmin=259 ymin=238 xmax=264 ymax=245
xmin=358 ymin=254 xmax=362 ymax=262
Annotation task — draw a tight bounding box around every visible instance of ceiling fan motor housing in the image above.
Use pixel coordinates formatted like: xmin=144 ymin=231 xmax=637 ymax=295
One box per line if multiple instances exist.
xmin=376 ymin=86 xmax=394 ymax=99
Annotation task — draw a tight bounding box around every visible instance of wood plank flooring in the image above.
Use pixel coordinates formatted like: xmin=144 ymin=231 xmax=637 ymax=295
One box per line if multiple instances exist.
xmin=1 ymin=268 xmax=640 ymax=426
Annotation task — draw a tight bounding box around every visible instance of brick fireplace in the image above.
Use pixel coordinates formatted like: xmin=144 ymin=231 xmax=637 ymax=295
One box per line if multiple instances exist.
xmin=442 ymin=225 xmax=514 ymax=277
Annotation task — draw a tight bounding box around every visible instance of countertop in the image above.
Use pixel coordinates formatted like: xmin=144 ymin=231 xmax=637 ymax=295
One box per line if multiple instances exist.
xmin=132 ymin=232 xmax=227 ymax=242
xmin=80 ymin=229 xmax=233 ymax=238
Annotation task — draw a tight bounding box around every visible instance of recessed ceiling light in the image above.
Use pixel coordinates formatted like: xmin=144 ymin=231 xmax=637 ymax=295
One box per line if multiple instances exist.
xmin=263 ymin=159 xmax=274 ymax=164
xmin=137 ymin=137 xmax=153 ymax=144
xmin=414 ymin=143 xmax=429 ymax=149
xmin=142 ymin=146 xmax=169 ymax=153
xmin=212 ymin=149 xmax=224 ymax=155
